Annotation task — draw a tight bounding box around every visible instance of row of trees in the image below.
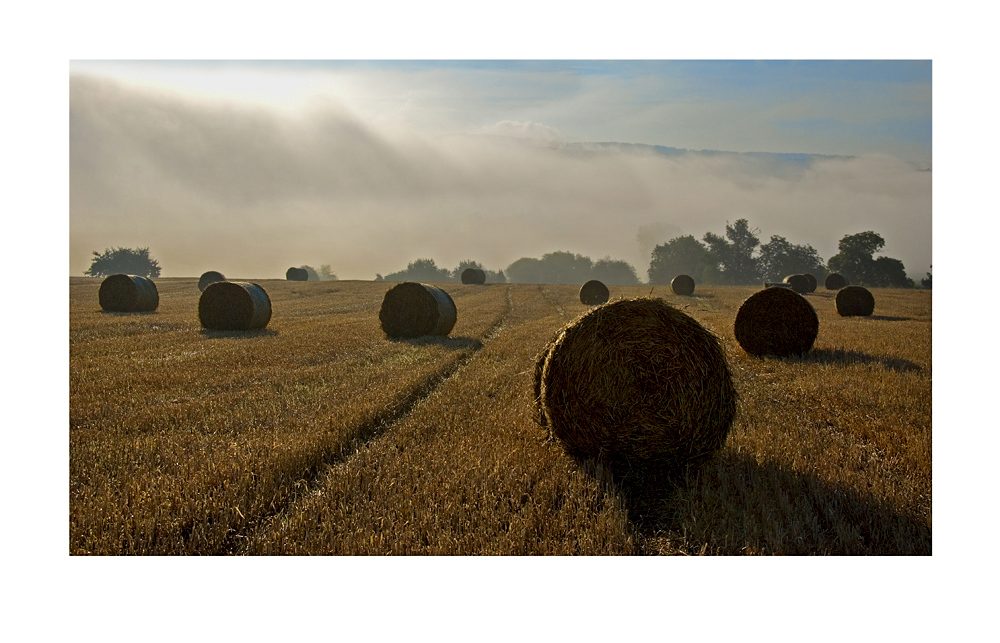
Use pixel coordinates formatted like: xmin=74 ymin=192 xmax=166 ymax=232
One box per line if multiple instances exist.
xmin=648 ymin=220 xmax=917 ymax=288
xmin=85 ymin=222 xmax=924 ymax=289
xmin=376 ymin=259 xmax=507 ymax=283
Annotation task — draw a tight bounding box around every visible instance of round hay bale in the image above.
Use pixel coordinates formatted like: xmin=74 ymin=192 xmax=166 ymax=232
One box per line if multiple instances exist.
xmin=286 ymin=267 xmax=308 ymax=281
xmin=199 ymin=281 xmax=272 ymax=330
xmin=461 ymin=268 xmax=486 ymax=285
xmin=763 ymin=281 xmax=792 ymax=289
xmin=803 ymin=273 xmax=818 ymax=293
xmin=670 ymin=274 xmax=695 ymax=296
xmin=734 ymin=287 xmax=819 ymax=357
xmin=579 ymin=280 xmax=609 ymax=305
xmin=835 ymin=285 xmax=875 ymax=317
xmin=783 ymin=274 xmax=810 ymax=294
xmin=825 ymin=273 xmax=848 ymax=290
xmin=379 ymin=282 xmax=457 ymax=338
xmin=535 ymin=298 xmax=737 ymax=479
xmin=198 ymin=271 xmax=226 ymax=292
xmin=98 ymin=274 xmax=159 ymax=312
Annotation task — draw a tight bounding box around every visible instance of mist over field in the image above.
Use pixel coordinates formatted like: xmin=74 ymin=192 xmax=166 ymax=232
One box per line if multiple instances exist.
xmin=70 ymin=72 xmax=931 ymax=280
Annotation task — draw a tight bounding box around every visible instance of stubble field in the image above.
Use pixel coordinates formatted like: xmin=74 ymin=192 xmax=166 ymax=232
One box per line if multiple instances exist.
xmin=69 ymin=277 xmax=931 ymax=555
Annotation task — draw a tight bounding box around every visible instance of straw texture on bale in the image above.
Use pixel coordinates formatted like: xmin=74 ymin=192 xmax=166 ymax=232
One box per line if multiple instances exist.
xmin=198 ymin=271 xmax=226 ymax=292
xmin=199 ymin=281 xmax=272 ymax=330
xmin=379 ymin=282 xmax=457 ymax=338
xmin=461 ymin=268 xmax=486 ymax=284
xmin=803 ymin=273 xmax=818 ymax=293
xmin=734 ymin=287 xmax=819 ymax=357
xmin=825 ymin=273 xmax=848 ymax=290
xmin=579 ymin=280 xmax=610 ymax=305
xmin=286 ymin=267 xmax=308 ymax=281
xmin=99 ymin=274 xmax=159 ymax=312
xmin=783 ymin=274 xmax=810 ymax=293
xmin=670 ymin=274 xmax=695 ymax=296
xmin=836 ymin=285 xmax=875 ymax=317
xmin=534 ymin=298 xmax=737 ymax=480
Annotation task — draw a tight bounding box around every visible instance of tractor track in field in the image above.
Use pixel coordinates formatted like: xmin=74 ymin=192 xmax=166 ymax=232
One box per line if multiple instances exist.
xmin=221 ymin=285 xmax=515 ymax=555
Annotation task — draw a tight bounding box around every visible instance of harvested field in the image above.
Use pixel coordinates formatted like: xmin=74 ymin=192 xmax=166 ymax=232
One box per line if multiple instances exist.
xmin=70 ymin=278 xmax=931 ymax=555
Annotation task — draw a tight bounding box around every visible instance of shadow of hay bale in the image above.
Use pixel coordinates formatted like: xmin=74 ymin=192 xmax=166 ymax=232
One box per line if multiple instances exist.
xmin=785 ymin=347 xmax=922 ymax=373
xmin=642 ymin=449 xmax=931 ymax=555
xmin=869 ymin=315 xmax=911 ymax=322
xmin=390 ymin=336 xmax=484 ymax=351
xmin=199 ymin=328 xmax=279 ymax=339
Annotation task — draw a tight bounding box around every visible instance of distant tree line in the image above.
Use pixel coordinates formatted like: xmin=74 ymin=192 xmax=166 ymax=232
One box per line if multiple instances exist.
xmin=376 ymin=259 xmax=507 ymax=283
xmin=647 ymin=220 xmax=916 ymax=288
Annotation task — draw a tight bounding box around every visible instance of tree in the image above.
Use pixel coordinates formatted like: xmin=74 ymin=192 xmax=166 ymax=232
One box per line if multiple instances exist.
xmin=539 ymin=251 xmax=593 ymax=284
xmin=757 ymin=235 xmax=825 ymax=281
xmin=85 ymin=247 xmax=161 ymax=278
xmin=921 ymin=266 xmax=932 ymax=289
xmin=873 ymin=257 xmax=914 ymax=288
xmin=827 ymin=231 xmax=884 ymax=284
xmin=647 ymin=235 xmax=715 ymax=285
xmin=505 ymin=257 xmax=543 ymax=283
xmin=382 ymin=258 xmax=452 ymax=282
xmin=591 ymin=256 xmax=640 ymax=285
xmin=318 ymin=265 xmax=338 ymax=281
xmin=827 ymin=231 xmax=913 ymax=287
xmin=301 ymin=265 xmax=319 ymax=281
xmin=703 ymin=219 xmax=761 ymax=284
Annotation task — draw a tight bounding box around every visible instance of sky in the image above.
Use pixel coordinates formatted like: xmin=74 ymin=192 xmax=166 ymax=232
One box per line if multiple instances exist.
xmin=69 ymin=59 xmax=932 ymax=280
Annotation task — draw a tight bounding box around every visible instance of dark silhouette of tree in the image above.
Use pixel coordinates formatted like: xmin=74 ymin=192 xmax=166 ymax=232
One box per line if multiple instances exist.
xmin=591 ymin=256 xmax=640 ymax=285
xmin=757 ymin=235 xmax=825 ymax=280
xmin=84 ymin=247 xmax=161 ymax=278
xmin=703 ymin=219 xmax=761 ymax=284
xmin=921 ymin=266 xmax=932 ymax=289
xmin=539 ymin=251 xmax=593 ymax=284
xmin=827 ymin=231 xmax=913 ymax=287
xmin=382 ymin=258 xmax=452 ymax=282
xmin=505 ymin=257 xmax=544 ymax=283
xmin=873 ymin=257 xmax=914 ymax=288
xmin=647 ymin=235 xmax=715 ymax=285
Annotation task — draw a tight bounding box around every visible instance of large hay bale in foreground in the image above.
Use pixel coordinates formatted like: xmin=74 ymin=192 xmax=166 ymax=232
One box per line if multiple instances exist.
xmin=535 ymin=298 xmax=737 ymax=480
xmin=836 ymin=285 xmax=875 ymax=317
xmin=199 ymin=281 xmax=272 ymax=330
xmin=379 ymin=282 xmax=457 ymax=338
xmin=198 ymin=271 xmax=226 ymax=292
xmin=461 ymin=268 xmax=486 ymax=285
xmin=286 ymin=267 xmax=308 ymax=281
xmin=825 ymin=273 xmax=848 ymax=290
xmin=734 ymin=287 xmax=818 ymax=357
xmin=803 ymin=273 xmax=818 ymax=293
xmin=99 ymin=274 xmax=159 ymax=312
xmin=783 ymin=274 xmax=810 ymax=293
xmin=579 ymin=280 xmax=609 ymax=305
xmin=670 ymin=274 xmax=695 ymax=296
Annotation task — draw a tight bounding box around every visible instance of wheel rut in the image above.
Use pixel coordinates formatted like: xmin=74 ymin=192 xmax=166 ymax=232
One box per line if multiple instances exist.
xmin=221 ymin=285 xmax=514 ymax=554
